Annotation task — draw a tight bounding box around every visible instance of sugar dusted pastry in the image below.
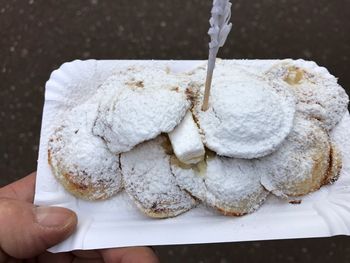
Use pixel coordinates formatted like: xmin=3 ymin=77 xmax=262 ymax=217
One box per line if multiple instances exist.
xmin=48 ymin=100 xmax=122 ymax=201
xmin=46 ymin=59 xmax=348 ymax=219
xmin=190 ymin=65 xmax=296 ymax=159
xmin=171 ymin=154 xmax=269 ymax=216
xmin=120 ymin=136 xmax=197 ymax=218
xmin=258 ymin=114 xmax=341 ymax=198
xmin=92 ymin=66 xmax=191 ymax=154
xmin=265 ymin=59 xmax=349 ymax=131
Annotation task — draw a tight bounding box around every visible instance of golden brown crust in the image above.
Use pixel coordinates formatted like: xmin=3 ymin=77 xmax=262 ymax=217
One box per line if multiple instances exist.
xmin=259 ymin=115 xmax=335 ymax=198
xmin=284 ymin=140 xmax=330 ymax=197
xmin=47 ymin=101 xmax=123 ymax=201
xmin=285 ymin=142 xmax=342 ymax=198
xmin=309 ymin=143 xmax=331 ymax=193
xmin=213 ymin=206 xmax=247 ymax=217
xmin=48 ymin=148 xmax=118 ymax=201
xmin=128 ymin=193 xmax=196 ymax=219
xmin=121 ymin=136 xmax=197 ymax=219
xmin=323 ymin=142 xmax=342 ymax=186
xmin=275 ymin=135 xmax=342 ymax=198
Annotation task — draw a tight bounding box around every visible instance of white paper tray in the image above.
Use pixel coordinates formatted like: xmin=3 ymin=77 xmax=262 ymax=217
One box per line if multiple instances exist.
xmin=35 ymin=60 xmax=350 ymax=253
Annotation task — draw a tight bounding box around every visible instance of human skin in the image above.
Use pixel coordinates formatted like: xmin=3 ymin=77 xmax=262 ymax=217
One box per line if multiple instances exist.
xmin=0 ymin=172 xmax=160 ymax=263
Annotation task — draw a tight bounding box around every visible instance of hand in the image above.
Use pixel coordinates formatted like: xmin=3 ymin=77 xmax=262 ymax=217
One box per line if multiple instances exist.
xmin=0 ymin=172 xmax=159 ymax=263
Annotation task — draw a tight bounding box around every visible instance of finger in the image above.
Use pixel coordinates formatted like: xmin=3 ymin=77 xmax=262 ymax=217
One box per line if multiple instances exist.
xmin=72 ymin=258 xmax=104 ymax=263
xmin=0 ymin=172 xmax=36 ymax=202
xmin=38 ymin=251 xmax=73 ymax=263
xmin=72 ymin=250 xmax=101 ymax=259
xmin=100 ymin=247 xmax=159 ymax=263
xmin=0 ymin=198 xmax=77 ymax=259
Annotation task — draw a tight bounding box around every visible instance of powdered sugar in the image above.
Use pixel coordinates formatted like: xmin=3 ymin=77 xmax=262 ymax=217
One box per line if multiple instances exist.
xmin=48 ymin=99 xmax=122 ymax=200
xmin=120 ymin=136 xmax=197 ymax=218
xmin=258 ymin=114 xmax=331 ymax=198
xmin=265 ymin=59 xmax=349 ymax=131
xmin=191 ymin=65 xmax=296 ymax=159
xmin=46 ymin=59 xmax=349 ymax=215
xmin=171 ymin=155 xmax=269 ymax=215
xmin=93 ymin=66 xmax=191 ymax=154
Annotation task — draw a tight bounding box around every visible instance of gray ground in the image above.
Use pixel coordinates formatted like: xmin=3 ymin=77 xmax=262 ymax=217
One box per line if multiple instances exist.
xmin=1 ymin=0 xmax=349 ymax=262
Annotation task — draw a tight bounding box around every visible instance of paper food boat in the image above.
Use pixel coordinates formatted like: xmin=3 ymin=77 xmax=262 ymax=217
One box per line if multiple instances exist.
xmin=35 ymin=59 xmax=350 ymax=253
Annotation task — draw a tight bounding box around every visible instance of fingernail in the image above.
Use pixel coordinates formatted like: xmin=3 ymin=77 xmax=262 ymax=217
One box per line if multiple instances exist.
xmin=35 ymin=206 xmax=75 ymax=228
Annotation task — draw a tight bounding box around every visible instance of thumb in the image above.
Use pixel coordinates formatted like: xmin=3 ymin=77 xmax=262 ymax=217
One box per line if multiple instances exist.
xmin=0 ymin=198 xmax=77 ymax=259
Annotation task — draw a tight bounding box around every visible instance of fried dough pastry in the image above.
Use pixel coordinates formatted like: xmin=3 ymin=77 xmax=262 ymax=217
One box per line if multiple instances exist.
xmin=48 ymin=101 xmax=122 ymax=200
xmin=171 ymin=153 xmax=269 ymax=216
xmin=46 ymin=59 xmax=348 ymax=218
xmin=120 ymin=136 xmax=197 ymax=218
xmin=259 ymin=114 xmax=341 ymax=198
xmin=189 ymin=65 xmax=295 ymax=159
xmin=92 ymin=66 xmax=191 ymax=154
xmin=265 ymin=59 xmax=349 ymax=131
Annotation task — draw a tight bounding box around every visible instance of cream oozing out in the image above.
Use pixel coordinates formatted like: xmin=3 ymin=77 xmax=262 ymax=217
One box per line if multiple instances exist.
xmin=168 ymin=111 xmax=206 ymax=164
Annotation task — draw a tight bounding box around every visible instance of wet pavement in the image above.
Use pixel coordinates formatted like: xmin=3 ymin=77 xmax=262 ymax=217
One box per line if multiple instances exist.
xmin=1 ymin=0 xmax=349 ymax=262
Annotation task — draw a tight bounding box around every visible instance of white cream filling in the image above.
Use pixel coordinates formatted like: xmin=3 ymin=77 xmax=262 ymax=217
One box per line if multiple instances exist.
xmin=168 ymin=111 xmax=205 ymax=164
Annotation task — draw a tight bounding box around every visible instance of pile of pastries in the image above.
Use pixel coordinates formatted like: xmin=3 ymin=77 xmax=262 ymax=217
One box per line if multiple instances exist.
xmin=48 ymin=59 xmax=349 ymax=218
